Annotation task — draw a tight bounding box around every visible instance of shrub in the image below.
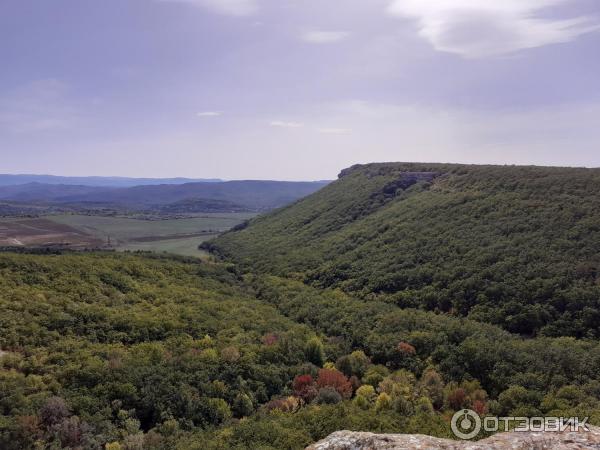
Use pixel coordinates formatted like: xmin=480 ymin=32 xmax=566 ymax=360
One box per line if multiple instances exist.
xmin=316 ymin=369 xmax=353 ymax=399
xmin=336 ymin=351 xmax=371 ymax=378
xmin=446 ymin=387 xmax=467 ymax=410
xmin=265 ymin=397 xmax=302 ymax=413
xmin=375 ymin=393 xmax=392 ymax=411
xmin=419 ymin=368 xmax=444 ymax=410
xmin=233 ymin=393 xmax=254 ymax=418
xmin=221 ymin=346 xmax=241 ymax=363
xmin=354 ymin=385 xmax=376 ymax=409
xmin=415 ymin=397 xmax=434 ymax=414
xmin=393 ymin=396 xmax=414 ymax=416
xmin=106 ymin=443 xmax=123 ymax=450
xmin=305 ymin=338 xmax=325 ymax=366
xmin=363 ymin=365 xmax=389 ymax=387
xmin=397 ymin=342 xmax=416 ymax=356
xmin=262 ymin=333 xmax=279 ymax=346
xmin=39 ymin=397 xmax=70 ymax=426
xmin=314 ymin=387 xmax=342 ymax=405
xmin=355 ymin=385 xmax=376 ymax=402
xmin=293 ymin=375 xmax=317 ymax=402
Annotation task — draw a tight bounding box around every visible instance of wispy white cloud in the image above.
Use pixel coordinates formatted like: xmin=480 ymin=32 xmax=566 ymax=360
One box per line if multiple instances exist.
xmin=387 ymin=0 xmax=600 ymax=58
xmin=301 ymin=30 xmax=350 ymax=44
xmin=197 ymin=111 xmax=222 ymax=117
xmin=155 ymin=0 xmax=257 ymax=16
xmin=269 ymin=120 xmax=304 ymax=128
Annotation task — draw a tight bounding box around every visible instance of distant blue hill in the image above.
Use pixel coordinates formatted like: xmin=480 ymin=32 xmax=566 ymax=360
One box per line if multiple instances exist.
xmin=0 ymin=178 xmax=331 ymax=213
xmin=0 ymin=174 xmax=222 ymax=188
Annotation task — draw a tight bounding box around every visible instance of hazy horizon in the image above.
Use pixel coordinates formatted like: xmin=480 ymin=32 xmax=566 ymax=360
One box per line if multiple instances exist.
xmin=4 ymin=158 xmax=600 ymax=183
xmin=0 ymin=172 xmax=332 ymax=182
xmin=2 ymin=0 xmax=599 ymax=180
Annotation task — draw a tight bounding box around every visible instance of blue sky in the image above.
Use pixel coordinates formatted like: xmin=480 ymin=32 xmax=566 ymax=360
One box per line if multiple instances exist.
xmin=1 ymin=0 xmax=599 ymax=180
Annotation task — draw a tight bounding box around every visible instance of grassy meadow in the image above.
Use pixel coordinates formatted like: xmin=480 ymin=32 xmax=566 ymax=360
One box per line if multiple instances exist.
xmin=49 ymin=213 xmax=255 ymax=256
xmin=119 ymin=236 xmax=218 ymax=257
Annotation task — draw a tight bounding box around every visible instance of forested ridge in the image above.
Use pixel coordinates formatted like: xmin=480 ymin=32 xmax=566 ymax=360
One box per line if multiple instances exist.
xmin=208 ymin=163 xmax=600 ymax=338
xmin=3 ymin=162 xmax=600 ymax=449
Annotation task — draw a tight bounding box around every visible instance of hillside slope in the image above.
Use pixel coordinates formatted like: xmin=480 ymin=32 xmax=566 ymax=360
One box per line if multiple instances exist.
xmin=62 ymin=180 xmax=329 ymax=210
xmin=207 ymin=163 xmax=600 ymax=337
xmin=0 ymin=180 xmax=330 ymax=212
xmin=0 ymin=183 xmax=111 ymax=202
xmin=3 ymin=252 xmax=600 ymax=449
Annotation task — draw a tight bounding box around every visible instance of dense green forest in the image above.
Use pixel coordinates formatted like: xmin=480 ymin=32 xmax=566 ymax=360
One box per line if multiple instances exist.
xmin=2 ymin=251 xmax=600 ymax=449
xmin=207 ymin=163 xmax=600 ymax=338
xmin=3 ymin=163 xmax=600 ymax=448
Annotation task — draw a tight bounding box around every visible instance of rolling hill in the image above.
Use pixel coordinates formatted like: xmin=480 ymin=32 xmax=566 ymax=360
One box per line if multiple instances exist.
xmin=0 ymin=180 xmax=330 ymax=213
xmin=58 ymin=180 xmax=330 ymax=211
xmin=0 ymin=183 xmax=111 ymax=202
xmin=207 ymin=163 xmax=600 ymax=338
xmin=0 ymin=174 xmax=221 ymax=187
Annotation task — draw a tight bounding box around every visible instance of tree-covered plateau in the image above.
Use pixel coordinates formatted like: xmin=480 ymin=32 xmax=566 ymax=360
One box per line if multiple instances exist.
xmin=208 ymin=163 xmax=600 ymax=338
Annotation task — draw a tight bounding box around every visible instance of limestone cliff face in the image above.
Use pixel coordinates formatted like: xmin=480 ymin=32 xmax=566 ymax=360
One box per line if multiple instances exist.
xmin=306 ymin=428 xmax=600 ymax=450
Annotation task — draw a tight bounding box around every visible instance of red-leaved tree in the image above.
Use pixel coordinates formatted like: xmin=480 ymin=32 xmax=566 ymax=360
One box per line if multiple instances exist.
xmin=397 ymin=342 xmax=416 ymax=356
xmin=447 ymin=387 xmax=467 ymax=410
xmin=316 ymin=369 xmax=353 ymax=399
xmin=293 ymin=374 xmax=317 ymax=402
xmin=472 ymin=399 xmax=487 ymax=415
xmin=262 ymin=333 xmax=279 ymax=346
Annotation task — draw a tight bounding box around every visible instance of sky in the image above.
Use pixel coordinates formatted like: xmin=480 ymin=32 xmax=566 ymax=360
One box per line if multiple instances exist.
xmin=0 ymin=0 xmax=599 ymax=180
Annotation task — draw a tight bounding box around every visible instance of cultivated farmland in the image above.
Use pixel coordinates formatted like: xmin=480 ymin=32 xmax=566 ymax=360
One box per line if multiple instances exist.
xmin=50 ymin=213 xmax=255 ymax=256
xmin=0 ymin=213 xmax=255 ymax=257
xmin=0 ymin=218 xmax=103 ymax=248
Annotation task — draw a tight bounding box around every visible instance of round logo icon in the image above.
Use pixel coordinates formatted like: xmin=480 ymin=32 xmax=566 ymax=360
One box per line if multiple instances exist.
xmin=451 ymin=409 xmax=481 ymax=440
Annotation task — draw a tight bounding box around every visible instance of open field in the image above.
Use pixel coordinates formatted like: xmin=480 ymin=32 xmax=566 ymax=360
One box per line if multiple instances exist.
xmin=0 ymin=213 xmax=255 ymax=257
xmin=120 ymin=235 xmax=218 ymax=257
xmin=50 ymin=213 xmax=255 ymax=256
xmin=0 ymin=217 xmax=103 ymax=248
xmin=50 ymin=213 xmax=254 ymax=240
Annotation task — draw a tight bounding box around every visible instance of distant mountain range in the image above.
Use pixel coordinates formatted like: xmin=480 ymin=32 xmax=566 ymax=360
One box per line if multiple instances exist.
xmin=0 ymin=178 xmax=331 ymax=213
xmin=0 ymin=174 xmax=222 ymax=188
xmin=0 ymin=183 xmax=108 ymax=202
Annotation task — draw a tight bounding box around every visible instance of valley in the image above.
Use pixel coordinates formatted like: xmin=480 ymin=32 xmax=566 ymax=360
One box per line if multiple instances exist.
xmin=0 ymin=177 xmax=323 ymax=257
xmin=0 ymin=213 xmax=254 ymax=257
xmin=2 ymin=163 xmax=600 ymax=449
xmin=5 ymin=2 xmax=597 ymax=447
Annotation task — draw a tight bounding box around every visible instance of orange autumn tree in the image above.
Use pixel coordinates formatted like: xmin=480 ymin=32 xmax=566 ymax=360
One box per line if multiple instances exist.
xmin=316 ymin=368 xmax=353 ymax=399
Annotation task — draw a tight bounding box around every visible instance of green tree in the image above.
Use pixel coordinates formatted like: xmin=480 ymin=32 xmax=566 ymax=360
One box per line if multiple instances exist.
xmin=305 ymin=338 xmax=325 ymax=367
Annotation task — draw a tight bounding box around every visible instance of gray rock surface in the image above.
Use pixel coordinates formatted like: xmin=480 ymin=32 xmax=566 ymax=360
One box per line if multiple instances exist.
xmin=307 ymin=428 xmax=600 ymax=450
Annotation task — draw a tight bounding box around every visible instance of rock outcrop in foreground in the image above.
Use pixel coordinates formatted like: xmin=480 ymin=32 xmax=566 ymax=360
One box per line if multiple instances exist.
xmin=307 ymin=428 xmax=600 ymax=450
